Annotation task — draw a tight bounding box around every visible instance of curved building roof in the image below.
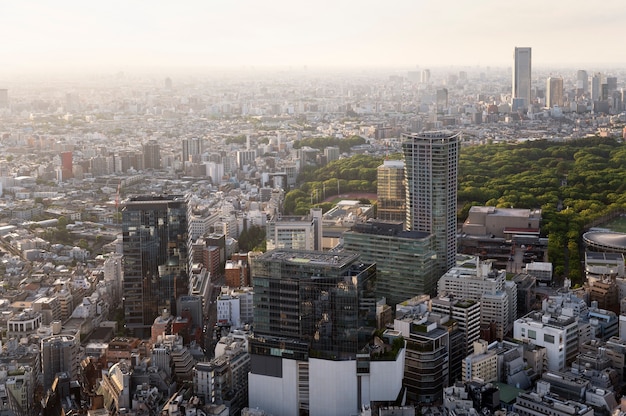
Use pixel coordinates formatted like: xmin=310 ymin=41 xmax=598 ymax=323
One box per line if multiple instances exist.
xmin=583 ymin=231 xmax=626 ymax=253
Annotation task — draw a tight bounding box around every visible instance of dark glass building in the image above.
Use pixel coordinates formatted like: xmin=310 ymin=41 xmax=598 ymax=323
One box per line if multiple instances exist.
xmin=122 ymin=195 xmax=188 ymax=338
xmin=250 ymin=249 xmax=377 ymax=360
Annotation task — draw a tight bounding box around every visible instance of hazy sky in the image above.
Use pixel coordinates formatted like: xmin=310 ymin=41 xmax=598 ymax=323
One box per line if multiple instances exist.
xmin=1 ymin=0 xmax=624 ymax=73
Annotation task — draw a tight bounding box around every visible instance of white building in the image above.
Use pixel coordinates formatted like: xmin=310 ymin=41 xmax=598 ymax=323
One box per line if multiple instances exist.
xmin=513 ymin=311 xmax=578 ymax=371
xmin=248 ymin=349 xmax=404 ymax=416
xmin=438 ymin=258 xmax=515 ymax=339
xmin=266 ymin=208 xmax=323 ymax=251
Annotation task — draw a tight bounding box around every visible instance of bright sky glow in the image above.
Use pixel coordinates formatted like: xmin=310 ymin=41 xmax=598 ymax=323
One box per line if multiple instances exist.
xmin=1 ymin=0 xmax=624 ymax=73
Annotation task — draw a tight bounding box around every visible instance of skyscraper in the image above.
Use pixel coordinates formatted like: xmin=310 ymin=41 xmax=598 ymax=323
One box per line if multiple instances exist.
xmin=122 ymin=195 xmax=189 ymax=338
xmin=402 ymin=131 xmax=460 ymax=273
xmin=60 ymin=151 xmax=73 ymax=181
xmin=591 ymin=72 xmax=603 ymax=101
xmin=576 ymin=70 xmax=588 ymax=96
xmin=182 ymin=137 xmax=203 ymax=163
xmin=142 ymin=140 xmax=161 ymax=170
xmin=376 ymin=160 xmax=405 ymax=223
xmin=512 ymin=47 xmax=532 ymax=110
xmin=546 ymin=77 xmax=564 ymax=108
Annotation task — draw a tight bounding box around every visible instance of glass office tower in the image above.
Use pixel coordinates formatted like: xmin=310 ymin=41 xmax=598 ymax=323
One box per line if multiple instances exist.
xmin=122 ymin=194 xmax=188 ymax=338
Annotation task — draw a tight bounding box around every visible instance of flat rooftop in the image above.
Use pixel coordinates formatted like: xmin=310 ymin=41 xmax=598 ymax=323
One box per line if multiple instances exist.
xmin=259 ymin=249 xmax=360 ymax=267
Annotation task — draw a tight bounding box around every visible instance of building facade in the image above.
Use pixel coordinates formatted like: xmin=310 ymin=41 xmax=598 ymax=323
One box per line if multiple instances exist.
xmin=248 ymin=249 xmax=403 ymax=416
xmin=512 ymin=47 xmax=532 ymax=110
xmin=122 ymin=195 xmax=189 ymax=338
xmin=377 ymin=160 xmax=405 ymax=223
xmin=343 ymin=221 xmax=438 ymax=304
xmin=402 ymin=130 xmax=459 ymax=274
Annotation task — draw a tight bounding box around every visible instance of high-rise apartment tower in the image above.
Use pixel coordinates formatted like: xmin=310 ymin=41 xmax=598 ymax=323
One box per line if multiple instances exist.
xmin=402 ymin=131 xmax=460 ymax=273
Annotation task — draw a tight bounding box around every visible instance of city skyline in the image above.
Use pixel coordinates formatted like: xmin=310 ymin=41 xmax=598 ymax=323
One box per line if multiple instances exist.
xmin=1 ymin=0 xmax=625 ymax=75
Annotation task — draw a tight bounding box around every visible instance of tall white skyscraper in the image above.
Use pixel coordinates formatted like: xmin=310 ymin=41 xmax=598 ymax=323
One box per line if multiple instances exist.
xmin=402 ymin=131 xmax=460 ymax=273
xmin=512 ymin=47 xmax=532 ymax=109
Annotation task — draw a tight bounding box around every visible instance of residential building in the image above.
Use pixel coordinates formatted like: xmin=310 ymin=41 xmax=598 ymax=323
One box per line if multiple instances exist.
xmin=463 ymin=340 xmax=498 ymax=383
xmin=402 ymin=130 xmax=459 ymax=273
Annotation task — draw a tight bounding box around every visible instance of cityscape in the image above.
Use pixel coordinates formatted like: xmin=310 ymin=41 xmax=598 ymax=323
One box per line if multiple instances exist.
xmin=2 ymin=3 xmax=626 ymax=416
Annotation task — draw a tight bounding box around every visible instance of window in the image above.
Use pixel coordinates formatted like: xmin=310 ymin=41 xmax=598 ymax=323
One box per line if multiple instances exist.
xmin=528 ymin=329 xmax=536 ymax=340
xmin=544 ymin=334 xmax=555 ymax=344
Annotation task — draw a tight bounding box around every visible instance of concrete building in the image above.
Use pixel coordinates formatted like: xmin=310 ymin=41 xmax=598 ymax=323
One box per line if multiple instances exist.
xmin=463 ymin=340 xmax=498 ymax=383
xmin=513 ymin=310 xmax=579 ymax=371
xmin=431 ymin=296 xmax=481 ymax=355
xmin=438 ymin=257 xmax=515 ymax=340
xmin=402 ymin=130 xmax=460 ymax=273
xmin=41 ymin=334 xmax=79 ymax=391
xmin=266 ymin=208 xmax=323 ymax=251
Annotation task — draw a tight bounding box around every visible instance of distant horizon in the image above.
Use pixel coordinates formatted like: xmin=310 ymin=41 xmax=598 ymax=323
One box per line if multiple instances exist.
xmin=1 ymin=0 xmax=625 ymax=78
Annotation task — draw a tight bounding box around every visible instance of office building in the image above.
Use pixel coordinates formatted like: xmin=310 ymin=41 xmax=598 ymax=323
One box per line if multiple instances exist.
xmin=463 ymin=340 xmax=498 ymax=383
xmin=576 ymin=70 xmax=588 ymax=96
xmin=323 ymin=146 xmax=340 ymax=162
xmin=343 ymin=220 xmax=438 ymax=304
xmin=248 ymin=249 xmax=404 ymax=416
xmin=266 ymin=208 xmax=323 ymax=251
xmin=41 ymin=335 xmax=79 ymax=391
xmin=591 ymin=72 xmax=603 ymax=101
xmin=122 ymin=195 xmax=189 ymax=338
xmin=60 ymin=151 xmax=73 ymax=181
xmin=395 ymin=310 xmax=455 ymax=404
xmin=513 ymin=310 xmax=578 ymax=371
xmin=431 ymin=296 xmax=481 ymax=355
xmin=547 ymin=77 xmax=564 ymax=108
xmin=142 ymin=140 xmax=161 ymax=169
xmin=512 ymin=47 xmax=532 ymax=109
xmin=402 ymin=130 xmax=460 ymax=273
xmin=182 ymin=137 xmax=203 ymax=163
xmin=438 ymin=258 xmax=516 ymax=340
xmin=376 ymin=160 xmax=405 ymax=223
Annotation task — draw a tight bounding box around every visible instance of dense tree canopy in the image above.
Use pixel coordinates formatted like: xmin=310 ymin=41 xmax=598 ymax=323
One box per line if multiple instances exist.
xmin=284 ymin=154 xmax=382 ymax=215
xmin=292 ymin=135 xmax=367 ymax=153
xmin=458 ymin=136 xmax=626 ymax=283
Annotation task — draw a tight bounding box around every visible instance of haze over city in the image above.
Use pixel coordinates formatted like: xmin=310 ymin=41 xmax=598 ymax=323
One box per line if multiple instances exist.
xmin=2 ymin=0 xmax=626 ymax=75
